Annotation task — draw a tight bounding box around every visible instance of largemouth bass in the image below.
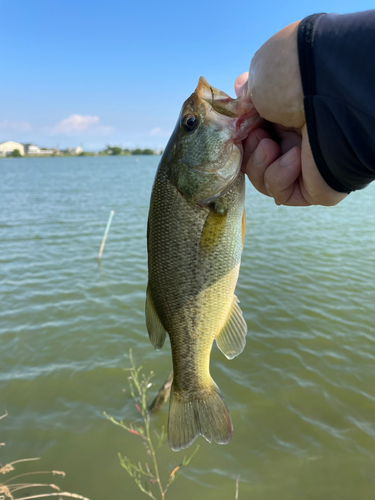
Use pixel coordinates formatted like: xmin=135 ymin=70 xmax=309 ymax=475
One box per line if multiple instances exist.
xmin=146 ymin=77 xmax=260 ymax=451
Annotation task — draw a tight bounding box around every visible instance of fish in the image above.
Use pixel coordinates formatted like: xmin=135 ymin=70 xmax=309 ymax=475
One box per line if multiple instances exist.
xmin=146 ymin=77 xmax=260 ymax=451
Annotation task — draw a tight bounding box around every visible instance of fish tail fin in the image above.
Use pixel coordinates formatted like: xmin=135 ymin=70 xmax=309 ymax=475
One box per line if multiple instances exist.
xmin=168 ymin=379 xmax=233 ymax=451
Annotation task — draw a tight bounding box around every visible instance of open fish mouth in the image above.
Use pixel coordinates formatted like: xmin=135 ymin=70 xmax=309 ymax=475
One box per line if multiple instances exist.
xmin=195 ymin=76 xmax=261 ymax=142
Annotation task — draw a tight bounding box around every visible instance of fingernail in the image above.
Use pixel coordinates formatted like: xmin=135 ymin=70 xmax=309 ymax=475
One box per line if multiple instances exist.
xmin=279 ymin=148 xmax=297 ymax=167
xmin=253 ymin=143 xmax=266 ymax=166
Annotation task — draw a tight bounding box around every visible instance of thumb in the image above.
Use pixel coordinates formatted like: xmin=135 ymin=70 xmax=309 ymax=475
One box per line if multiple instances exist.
xmin=234 ymin=72 xmax=249 ymax=98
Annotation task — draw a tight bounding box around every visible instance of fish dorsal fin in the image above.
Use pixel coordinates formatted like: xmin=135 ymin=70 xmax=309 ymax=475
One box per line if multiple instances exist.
xmin=145 ymin=285 xmax=167 ymax=350
xmin=215 ymin=295 xmax=247 ymax=359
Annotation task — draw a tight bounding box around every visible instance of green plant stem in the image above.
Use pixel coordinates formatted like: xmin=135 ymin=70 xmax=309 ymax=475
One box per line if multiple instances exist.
xmin=106 ymin=352 xmax=200 ymax=499
xmin=144 ymin=415 xmax=164 ymax=500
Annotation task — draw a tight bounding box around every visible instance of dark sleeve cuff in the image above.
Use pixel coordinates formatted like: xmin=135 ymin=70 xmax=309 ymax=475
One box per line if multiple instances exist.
xmin=298 ymin=11 xmax=375 ymax=193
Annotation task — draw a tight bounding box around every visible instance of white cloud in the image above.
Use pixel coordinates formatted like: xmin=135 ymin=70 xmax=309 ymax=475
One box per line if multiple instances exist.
xmin=54 ymin=115 xmax=99 ymax=133
xmin=49 ymin=115 xmax=114 ymax=136
xmin=149 ymin=127 xmax=171 ymax=138
xmin=0 ymin=120 xmax=32 ymax=133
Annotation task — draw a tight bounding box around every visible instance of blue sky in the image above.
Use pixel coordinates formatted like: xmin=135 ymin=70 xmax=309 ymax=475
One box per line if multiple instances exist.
xmin=1 ymin=0 xmax=374 ymax=150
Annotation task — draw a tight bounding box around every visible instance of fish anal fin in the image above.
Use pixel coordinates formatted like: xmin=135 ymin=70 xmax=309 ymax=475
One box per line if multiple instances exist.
xmin=145 ymin=285 xmax=167 ymax=350
xmin=168 ymin=380 xmax=232 ymax=451
xmin=215 ymin=295 xmax=247 ymax=359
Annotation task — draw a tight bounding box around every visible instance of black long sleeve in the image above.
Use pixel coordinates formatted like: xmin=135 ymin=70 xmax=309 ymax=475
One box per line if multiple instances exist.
xmin=298 ymin=11 xmax=375 ymax=193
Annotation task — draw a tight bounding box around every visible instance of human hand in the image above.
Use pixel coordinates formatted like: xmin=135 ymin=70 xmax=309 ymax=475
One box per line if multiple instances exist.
xmin=235 ymin=21 xmax=347 ymax=206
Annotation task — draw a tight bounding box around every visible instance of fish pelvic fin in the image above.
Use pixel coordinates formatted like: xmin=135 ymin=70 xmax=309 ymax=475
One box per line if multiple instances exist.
xmin=168 ymin=379 xmax=233 ymax=451
xmin=215 ymin=295 xmax=247 ymax=359
xmin=145 ymin=285 xmax=167 ymax=350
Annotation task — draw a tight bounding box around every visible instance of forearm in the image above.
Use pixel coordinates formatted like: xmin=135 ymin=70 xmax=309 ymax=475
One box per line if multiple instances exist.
xmin=299 ymin=11 xmax=375 ymax=193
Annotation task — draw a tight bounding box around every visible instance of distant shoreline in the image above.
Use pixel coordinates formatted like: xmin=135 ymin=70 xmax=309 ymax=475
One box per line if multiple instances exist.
xmin=0 ymin=153 xmax=159 ymax=159
xmin=0 ymin=144 xmax=163 ymax=158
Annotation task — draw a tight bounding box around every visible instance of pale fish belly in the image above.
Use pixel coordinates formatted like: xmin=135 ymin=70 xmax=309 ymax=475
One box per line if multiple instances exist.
xmin=169 ymin=261 xmax=242 ymax=390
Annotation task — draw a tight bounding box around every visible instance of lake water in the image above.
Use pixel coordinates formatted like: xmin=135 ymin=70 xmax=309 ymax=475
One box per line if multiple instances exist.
xmin=1 ymin=156 xmax=375 ymax=500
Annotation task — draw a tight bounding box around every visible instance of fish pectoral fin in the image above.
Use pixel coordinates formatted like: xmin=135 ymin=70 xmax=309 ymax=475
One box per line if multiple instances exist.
xmin=199 ymin=208 xmax=227 ymax=253
xmin=215 ymin=295 xmax=247 ymax=359
xmin=145 ymin=285 xmax=167 ymax=350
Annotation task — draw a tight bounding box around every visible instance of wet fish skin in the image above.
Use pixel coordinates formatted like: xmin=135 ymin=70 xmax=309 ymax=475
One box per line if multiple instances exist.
xmin=146 ymin=77 xmax=260 ymax=451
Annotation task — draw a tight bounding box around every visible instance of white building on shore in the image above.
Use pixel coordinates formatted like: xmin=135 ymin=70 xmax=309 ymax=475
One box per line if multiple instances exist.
xmin=63 ymin=146 xmax=83 ymax=155
xmin=24 ymin=143 xmax=54 ymax=155
xmin=0 ymin=141 xmax=25 ymax=156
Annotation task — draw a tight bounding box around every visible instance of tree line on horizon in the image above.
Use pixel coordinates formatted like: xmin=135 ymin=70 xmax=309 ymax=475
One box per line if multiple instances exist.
xmin=104 ymin=146 xmax=162 ymax=156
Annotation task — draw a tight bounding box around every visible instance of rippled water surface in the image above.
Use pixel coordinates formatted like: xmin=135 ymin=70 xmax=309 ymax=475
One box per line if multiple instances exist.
xmin=1 ymin=156 xmax=375 ymax=499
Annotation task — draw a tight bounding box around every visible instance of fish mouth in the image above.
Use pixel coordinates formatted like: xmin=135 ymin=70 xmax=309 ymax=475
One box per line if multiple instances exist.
xmin=195 ymin=77 xmax=232 ymax=101
xmin=196 ymin=77 xmax=237 ymax=118
xmin=195 ymin=76 xmax=262 ymax=142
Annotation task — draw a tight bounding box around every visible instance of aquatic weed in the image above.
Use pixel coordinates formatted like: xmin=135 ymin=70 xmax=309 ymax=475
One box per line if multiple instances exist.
xmin=104 ymin=350 xmax=199 ymax=500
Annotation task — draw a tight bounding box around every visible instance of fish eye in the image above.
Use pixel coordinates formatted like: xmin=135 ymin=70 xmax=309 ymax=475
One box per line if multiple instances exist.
xmin=182 ymin=114 xmax=198 ymax=132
